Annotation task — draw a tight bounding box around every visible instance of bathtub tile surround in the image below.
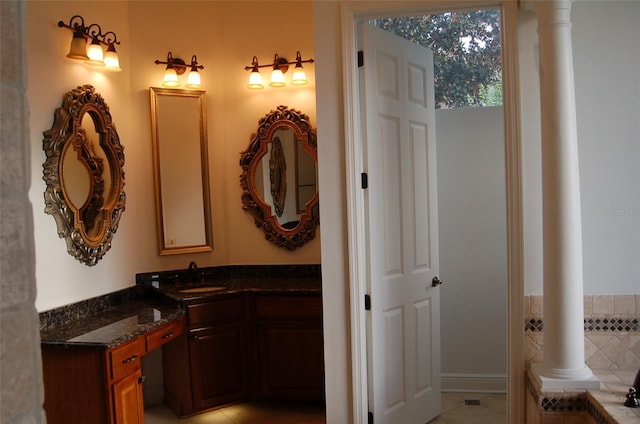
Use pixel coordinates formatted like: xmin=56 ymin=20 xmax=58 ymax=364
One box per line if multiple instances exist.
xmin=525 ymin=295 xmax=640 ymax=370
xmin=524 ymin=295 xmax=640 ymax=423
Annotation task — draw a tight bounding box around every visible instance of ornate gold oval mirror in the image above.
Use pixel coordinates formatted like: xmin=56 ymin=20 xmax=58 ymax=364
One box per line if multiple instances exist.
xmin=240 ymin=105 xmax=319 ymax=250
xmin=149 ymin=87 xmax=213 ymax=255
xmin=42 ymin=85 xmax=126 ymax=266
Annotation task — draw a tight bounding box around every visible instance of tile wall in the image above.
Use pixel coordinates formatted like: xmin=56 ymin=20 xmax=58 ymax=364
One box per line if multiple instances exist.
xmin=524 ymin=295 xmax=640 ymax=424
xmin=525 ymin=295 xmax=640 ymax=371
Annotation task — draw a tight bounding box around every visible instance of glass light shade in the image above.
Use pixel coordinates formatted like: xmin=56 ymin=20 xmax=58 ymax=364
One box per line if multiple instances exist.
xmin=67 ymin=35 xmax=89 ymax=60
xmin=291 ymin=66 xmax=308 ymax=85
xmin=103 ymin=45 xmax=121 ymax=71
xmin=162 ymin=67 xmax=179 ymax=87
xmin=186 ymin=69 xmax=201 ymax=88
xmin=269 ymin=68 xmax=285 ymax=87
xmin=248 ymin=70 xmax=264 ymax=89
xmin=86 ymin=38 xmax=104 ymax=65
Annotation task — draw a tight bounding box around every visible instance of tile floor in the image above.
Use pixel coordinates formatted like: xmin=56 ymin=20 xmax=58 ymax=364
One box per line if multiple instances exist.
xmin=145 ymin=392 xmax=506 ymax=424
xmin=429 ymin=392 xmax=506 ymax=423
xmin=145 ymin=401 xmax=326 ymax=424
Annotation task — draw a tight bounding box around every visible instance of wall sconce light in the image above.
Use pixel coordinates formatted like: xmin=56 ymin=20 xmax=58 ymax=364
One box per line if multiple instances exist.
xmin=58 ymin=15 xmax=121 ymax=71
xmin=154 ymin=52 xmax=204 ymax=88
xmin=244 ymin=51 xmax=314 ymax=89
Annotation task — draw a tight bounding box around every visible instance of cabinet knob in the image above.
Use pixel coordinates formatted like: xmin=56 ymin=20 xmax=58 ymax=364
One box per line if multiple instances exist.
xmin=138 ymin=375 xmax=146 ymax=384
xmin=162 ymin=331 xmax=174 ymax=339
xmin=191 ymin=334 xmax=200 ymax=341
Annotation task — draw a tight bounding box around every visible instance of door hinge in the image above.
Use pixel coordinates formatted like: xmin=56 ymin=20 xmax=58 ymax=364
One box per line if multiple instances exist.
xmin=365 ymin=294 xmax=371 ymax=311
xmin=361 ymin=172 xmax=368 ymax=189
xmin=358 ymin=50 xmax=364 ymax=68
xmin=368 ymin=411 xmax=374 ymax=424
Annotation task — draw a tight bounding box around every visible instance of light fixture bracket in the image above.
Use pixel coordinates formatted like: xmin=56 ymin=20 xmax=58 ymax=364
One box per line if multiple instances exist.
xmin=154 ymin=52 xmax=204 ymax=88
xmin=58 ymin=16 xmax=121 ymax=49
xmin=154 ymin=52 xmax=203 ymax=74
xmin=58 ymin=15 xmax=122 ymax=70
xmin=273 ymin=55 xmax=289 ymax=73
xmin=243 ymin=51 xmax=314 ymax=89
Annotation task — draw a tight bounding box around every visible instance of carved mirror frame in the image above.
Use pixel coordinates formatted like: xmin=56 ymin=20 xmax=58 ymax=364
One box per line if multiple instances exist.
xmin=42 ymin=85 xmax=126 ymax=266
xmin=240 ymin=105 xmax=319 ymax=250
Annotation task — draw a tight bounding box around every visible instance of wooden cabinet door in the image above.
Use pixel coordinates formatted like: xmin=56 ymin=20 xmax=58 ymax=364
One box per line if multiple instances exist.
xmin=255 ymin=295 xmax=325 ymax=401
xmin=112 ymin=367 xmax=144 ymax=424
xmin=257 ymin=320 xmax=325 ymax=401
xmin=189 ymin=321 xmax=248 ymax=409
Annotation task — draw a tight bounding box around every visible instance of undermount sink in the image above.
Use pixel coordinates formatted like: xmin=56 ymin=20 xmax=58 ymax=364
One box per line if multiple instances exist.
xmin=178 ymin=286 xmax=226 ymax=294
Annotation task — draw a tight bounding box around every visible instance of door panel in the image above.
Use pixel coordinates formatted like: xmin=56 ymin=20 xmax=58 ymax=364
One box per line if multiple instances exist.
xmin=189 ymin=322 xmax=247 ymax=409
xmin=361 ymin=22 xmax=441 ymax=424
xmin=112 ymin=368 xmax=143 ymax=424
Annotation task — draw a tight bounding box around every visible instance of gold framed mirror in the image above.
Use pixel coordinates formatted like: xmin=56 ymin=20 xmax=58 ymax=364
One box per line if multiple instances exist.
xmin=42 ymin=85 xmax=126 ymax=266
xmin=240 ymin=105 xmax=319 ymax=250
xmin=149 ymin=87 xmax=213 ymax=255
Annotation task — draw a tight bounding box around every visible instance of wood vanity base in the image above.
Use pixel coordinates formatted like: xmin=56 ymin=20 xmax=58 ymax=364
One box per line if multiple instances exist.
xmin=163 ymin=293 xmax=324 ymax=417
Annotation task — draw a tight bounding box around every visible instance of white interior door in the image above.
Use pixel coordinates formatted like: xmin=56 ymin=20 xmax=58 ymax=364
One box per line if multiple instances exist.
xmin=360 ymin=23 xmax=441 ymax=424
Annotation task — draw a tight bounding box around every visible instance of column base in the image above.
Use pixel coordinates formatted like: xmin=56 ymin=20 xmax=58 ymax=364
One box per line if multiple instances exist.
xmin=530 ymin=363 xmax=601 ymax=390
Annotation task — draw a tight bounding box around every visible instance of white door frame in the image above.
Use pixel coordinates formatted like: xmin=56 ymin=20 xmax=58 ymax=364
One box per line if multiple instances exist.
xmin=339 ymin=2 xmax=524 ymax=423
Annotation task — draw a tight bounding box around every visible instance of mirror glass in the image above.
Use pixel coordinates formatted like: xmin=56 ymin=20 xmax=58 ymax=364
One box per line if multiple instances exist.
xmin=240 ymin=105 xmax=319 ymax=250
xmin=253 ymin=127 xmax=318 ymax=229
xmin=150 ymin=87 xmax=213 ymax=254
xmin=43 ymin=85 xmax=126 ymax=266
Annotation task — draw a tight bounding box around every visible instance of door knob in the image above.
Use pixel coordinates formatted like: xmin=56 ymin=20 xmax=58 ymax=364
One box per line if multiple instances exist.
xmin=431 ymin=276 xmax=443 ymax=287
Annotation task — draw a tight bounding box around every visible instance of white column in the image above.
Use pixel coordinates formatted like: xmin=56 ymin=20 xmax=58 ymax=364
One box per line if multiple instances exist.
xmin=530 ymin=0 xmax=599 ymax=389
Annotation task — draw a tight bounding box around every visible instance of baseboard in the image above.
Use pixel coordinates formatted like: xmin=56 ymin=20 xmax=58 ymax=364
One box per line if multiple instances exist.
xmin=441 ymin=373 xmax=507 ymax=393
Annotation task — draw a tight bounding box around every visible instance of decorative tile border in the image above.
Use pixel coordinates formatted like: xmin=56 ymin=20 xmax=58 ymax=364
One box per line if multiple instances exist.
xmin=526 ymin=369 xmax=609 ymax=424
xmin=525 ymin=295 xmax=640 ymax=370
xmin=540 ymin=395 xmax=589 ymax=412
xmin=585 ymin=318 xmax=639 ymax=332
xmin=586 ymin=397 xmax=613 ymax=424
xmin=526 ymin=317 xmax=639 ymax=333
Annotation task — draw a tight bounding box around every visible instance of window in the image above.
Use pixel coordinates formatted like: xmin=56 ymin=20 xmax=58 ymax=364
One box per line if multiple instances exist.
xmin=375 ymin=9 xmax=502 ymax=108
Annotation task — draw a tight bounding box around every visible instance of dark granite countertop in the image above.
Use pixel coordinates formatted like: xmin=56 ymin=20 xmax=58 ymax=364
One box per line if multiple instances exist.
xmin=40 ymin=265 xmax=322 ymax=350
xmin=148 ymin=276 xmax=322 ymax=303
xmin=40 ymin=299 xmax=184 ymax=349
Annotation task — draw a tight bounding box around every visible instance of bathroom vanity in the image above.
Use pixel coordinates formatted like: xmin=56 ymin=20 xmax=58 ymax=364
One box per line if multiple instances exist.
xmin=149 ymin=267 xmax=324 ymax=417
xmin=39 ymin=299 xmax=184 ymax=424
xmin=39 ymin=265 xmax=324 ymax=422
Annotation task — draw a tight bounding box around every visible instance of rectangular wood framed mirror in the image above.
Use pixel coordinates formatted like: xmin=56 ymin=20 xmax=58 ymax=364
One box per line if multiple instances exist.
xmin=149 ymin=87 xmax=213 ymax=254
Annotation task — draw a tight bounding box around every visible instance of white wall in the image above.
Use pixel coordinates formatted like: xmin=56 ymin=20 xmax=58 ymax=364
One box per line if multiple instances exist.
xmin=436 ymin=107 xmax=507 ymax=389
xmin=519 ymin=0 xmax=640 ymax=295
xmin=27 ymin=1 xmax=321 ymax=312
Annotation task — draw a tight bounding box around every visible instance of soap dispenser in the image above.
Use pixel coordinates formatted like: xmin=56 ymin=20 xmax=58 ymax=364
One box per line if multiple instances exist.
xmin=625 ymin=368 xmax=640 ymax=408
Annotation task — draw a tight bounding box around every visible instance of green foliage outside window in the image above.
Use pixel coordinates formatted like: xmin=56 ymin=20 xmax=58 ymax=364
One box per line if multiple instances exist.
xmin=375 ymin=9 xmax=502 ymax=108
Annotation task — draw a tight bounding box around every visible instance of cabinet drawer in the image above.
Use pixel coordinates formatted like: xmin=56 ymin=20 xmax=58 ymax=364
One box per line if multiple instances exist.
xmin=146 ymin=317 xmax=184 ymax=352
xmin=187 ymin=296 xmax=245 ymax=327
xmin=256 ymin=296 xmax=322 ymax=320
xmin=109 ymin=337 xmax=144 ymax=381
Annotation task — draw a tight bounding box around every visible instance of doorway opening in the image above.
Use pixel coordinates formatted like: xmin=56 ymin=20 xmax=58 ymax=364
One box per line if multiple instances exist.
xmin=341 ymin=2 xmax=522 ymax=423
xmin=373 ymin=8 xmax=508 ymax=398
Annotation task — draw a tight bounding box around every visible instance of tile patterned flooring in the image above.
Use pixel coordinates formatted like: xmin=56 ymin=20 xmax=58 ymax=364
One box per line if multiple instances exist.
xmin=145 ymin=392 xmax=506 ymax=424
xmin=429 ymin=392 xmax=506 ymax=423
